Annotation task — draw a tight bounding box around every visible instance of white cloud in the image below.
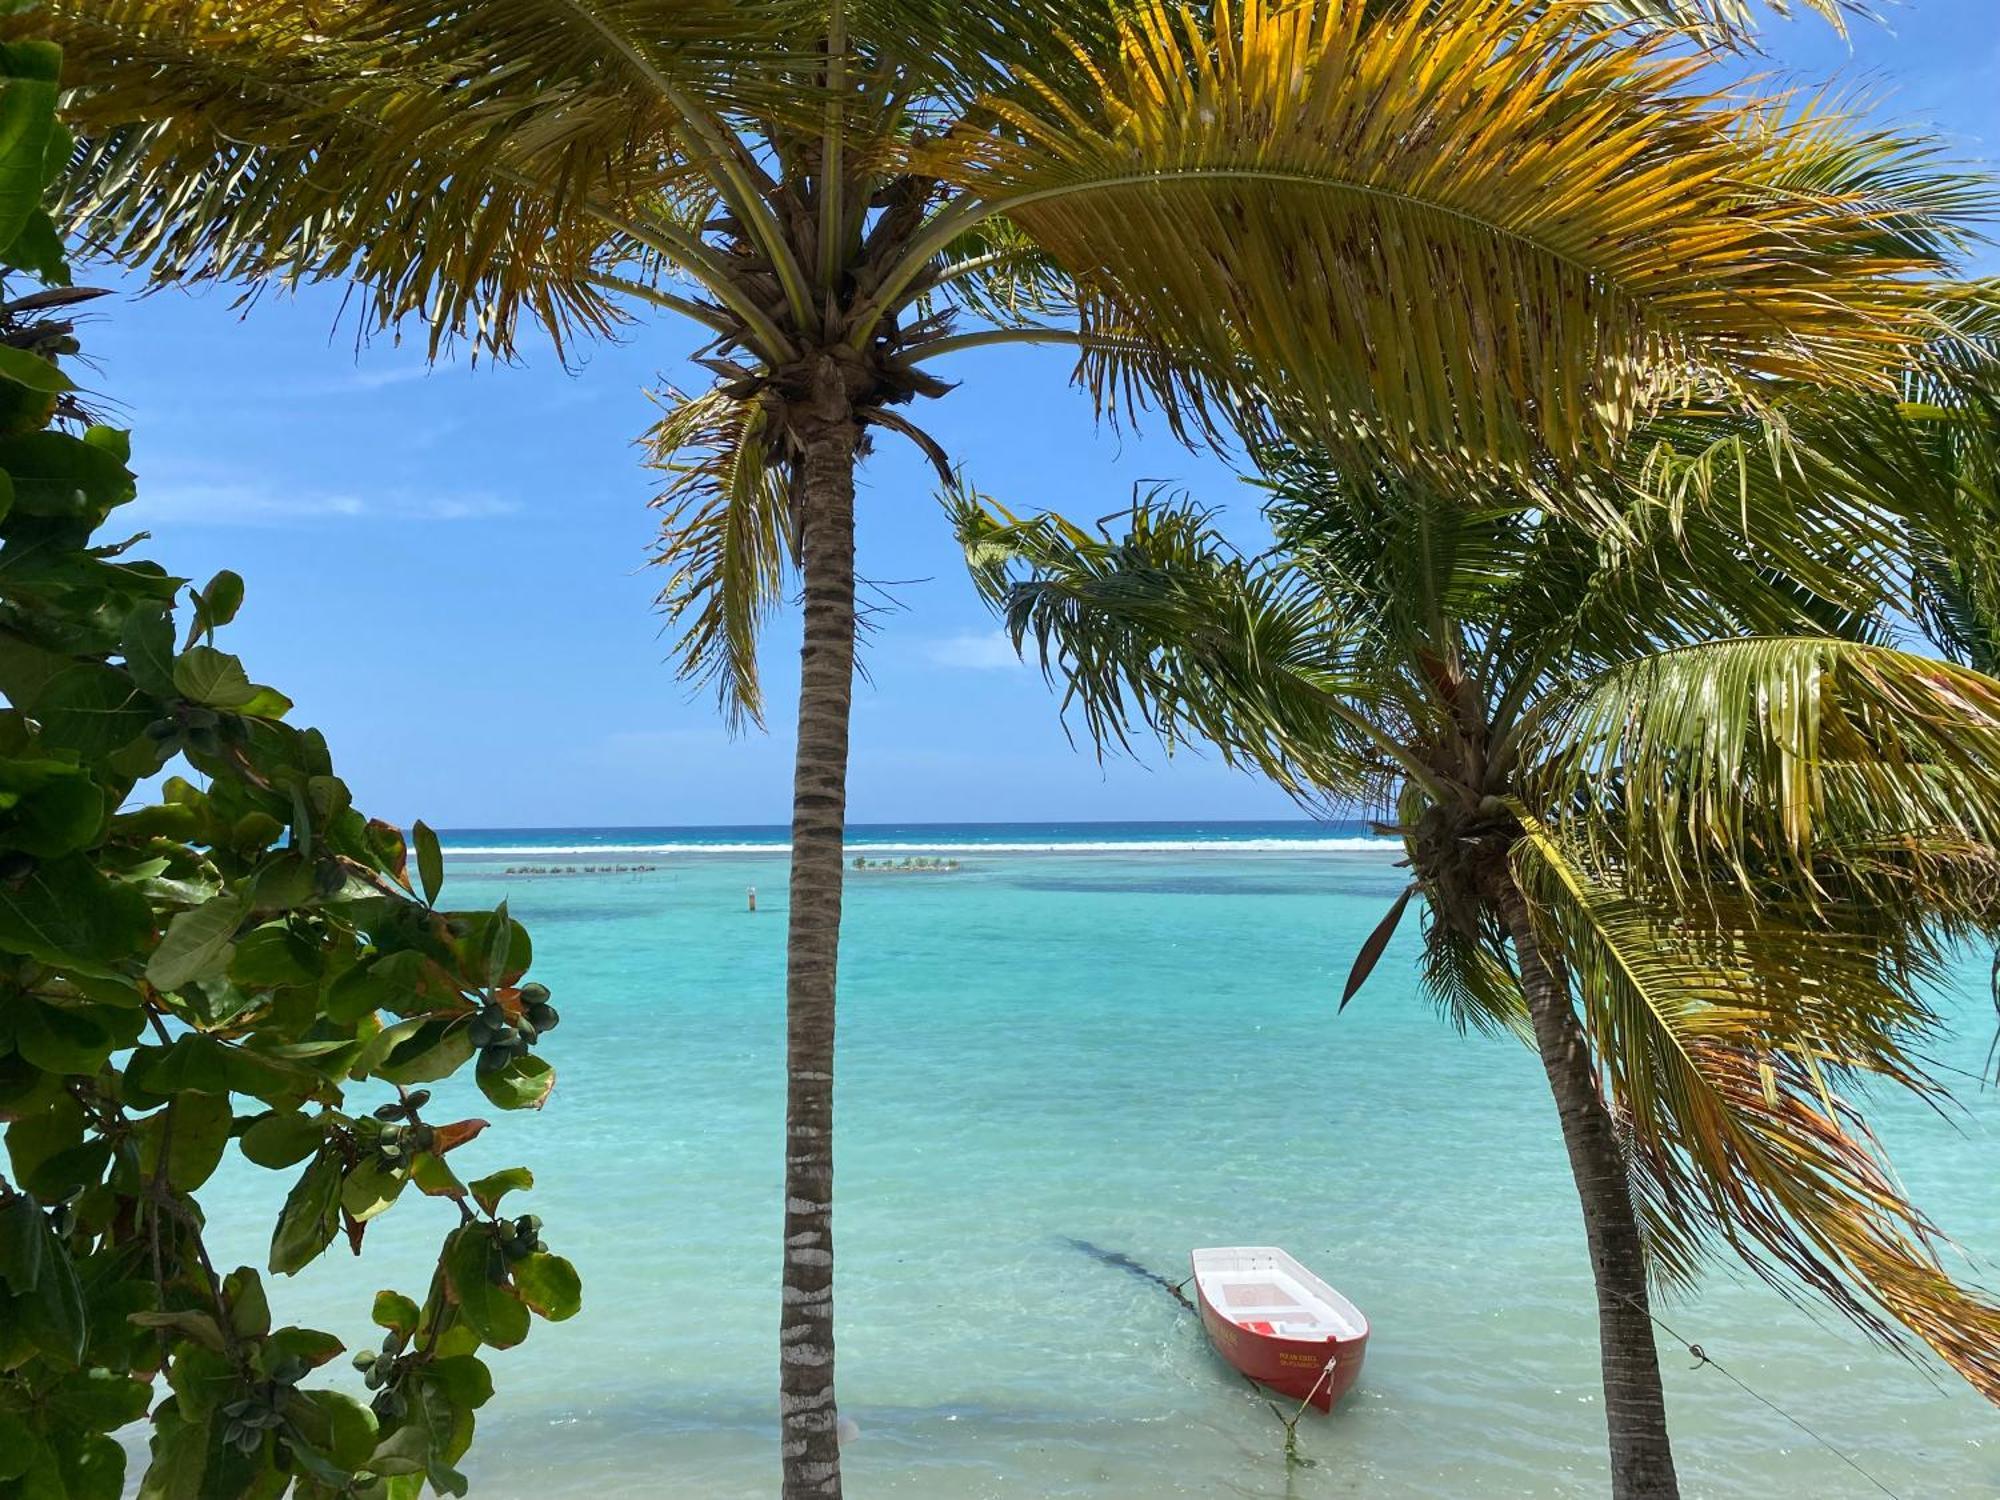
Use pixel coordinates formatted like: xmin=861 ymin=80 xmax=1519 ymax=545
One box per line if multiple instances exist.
xmin=132 ymin=483 xmax=518 ymax=525
xmin=922 ymin=630 xmax=1025 ymax=672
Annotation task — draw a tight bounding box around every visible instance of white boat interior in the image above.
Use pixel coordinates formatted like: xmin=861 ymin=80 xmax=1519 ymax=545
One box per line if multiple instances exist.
xmin=1191 ymin=1246 xmax=1367 ymax=1341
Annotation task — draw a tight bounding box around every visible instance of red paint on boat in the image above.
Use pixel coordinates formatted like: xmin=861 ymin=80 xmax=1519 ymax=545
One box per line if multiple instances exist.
xmin=1191 ymin=1246 xmax=1368 ymax=1413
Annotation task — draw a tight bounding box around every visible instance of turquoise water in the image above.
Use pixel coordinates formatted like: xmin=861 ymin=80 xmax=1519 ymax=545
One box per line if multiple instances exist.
xmin=189 ymin=831 xmax=2000 ymax=1496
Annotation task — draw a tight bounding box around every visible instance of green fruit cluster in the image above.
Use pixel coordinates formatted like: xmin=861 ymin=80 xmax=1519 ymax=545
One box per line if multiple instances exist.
xmin=219 ymin=1356 xmax=310 ymax=1455
xmin=499 ymin=1214 xmax=546 ymax=1262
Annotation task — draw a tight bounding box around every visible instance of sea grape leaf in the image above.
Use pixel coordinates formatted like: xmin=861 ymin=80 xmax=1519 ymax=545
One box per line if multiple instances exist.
xmin=442 ymin=1228 xmax=529 ymax=1349
xmin=13 ymin=999 xmax=116 ymax=1075
xmin=146 ymin=890 xmax=250 ymax=992
xmin=238 ymin=1110 xmax=323 ymax=1170
xmin=412 ymin=820 xmax=442 ymax=906
xmin=120 ymin=601 xmax=177 ymax=697
xmin=27 ymin=662 xmax=151 ymax=758
xmin=0 ymin=342 xmax=70 ymax=394
xmin=0 ymin=430 xmax=135 ymax=517
xmin=169 ymin=645 xmax=258 ymax=709
xmin=467 ymin=1167 xmax=532 ymax=1217
xmin=134 ymin=1092 xmax=233 ymax=1192
xmin=510 ymin=1253 xmax=581 ymax=1322
xmin=372 ymin=1290 xmax=419 ymax=1339
xmin=269 ymin=1149 xmax=342 ymax=1275
xmin=475 ymin=1054 xmax=553 ymax=1112
xmin=0 ymin=854 xmax=148 ymax=972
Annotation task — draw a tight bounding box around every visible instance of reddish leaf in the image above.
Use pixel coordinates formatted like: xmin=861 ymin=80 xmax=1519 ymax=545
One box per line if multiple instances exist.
xmin=430 ymin=1119 xmax=490 ymax=1156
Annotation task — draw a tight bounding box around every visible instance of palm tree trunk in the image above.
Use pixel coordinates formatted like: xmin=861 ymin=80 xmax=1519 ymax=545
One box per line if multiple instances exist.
xmin=1499 ymin=884 xmax=1680 ymax=1500
xmin=778 ymin=407 xmax=860 ymax=1499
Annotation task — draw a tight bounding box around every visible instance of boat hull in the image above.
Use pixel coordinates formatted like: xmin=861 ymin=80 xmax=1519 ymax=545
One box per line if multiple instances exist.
xmin=1194 ymin=1282 xmax=1367 ymax=1413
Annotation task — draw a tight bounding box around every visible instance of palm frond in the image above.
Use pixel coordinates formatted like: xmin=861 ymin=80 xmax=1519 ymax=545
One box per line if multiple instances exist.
xmin=953 ymin=487 xmax=1395 ymax=803
xmin=1510 ymin=824 xmax=2000 ymax=1394
xmin=1417 ymin=902 xmax=1529 ymax=1039
xmin=1582 ymin=0 xmax=1856 ymax=47
xmin=29 ymin=0 xmax=816 ymax=356
xmin=1520 ymin=636 xmax=2000 ymax=923
xmin=930 ymin=0 xmax=1977 ymax=476
xmin=646 ymin=387 xmax=794 ymax=731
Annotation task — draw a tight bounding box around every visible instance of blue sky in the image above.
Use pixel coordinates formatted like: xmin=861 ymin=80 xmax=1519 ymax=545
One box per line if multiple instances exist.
xmin=80 ymin=1 xmax=2000 ymax=829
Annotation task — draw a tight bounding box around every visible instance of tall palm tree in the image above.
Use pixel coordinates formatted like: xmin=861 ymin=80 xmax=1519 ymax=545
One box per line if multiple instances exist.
xmin=954 ymin=454 xmax=2000 ymax=1497
xmin=29 ymin=2 xmax=1967 ymax=1491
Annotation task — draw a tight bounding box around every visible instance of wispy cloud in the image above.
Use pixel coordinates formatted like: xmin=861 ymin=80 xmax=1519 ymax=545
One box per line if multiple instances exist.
xmin=133 ymin=483 xmax=519 ymax=526
xmin=922 ymin=630 xmax=1025 ymax=672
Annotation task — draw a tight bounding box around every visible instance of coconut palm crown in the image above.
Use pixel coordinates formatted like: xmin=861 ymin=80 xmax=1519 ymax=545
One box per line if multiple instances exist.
xmin=955 ymin=449 xmax=2000 ymax=1497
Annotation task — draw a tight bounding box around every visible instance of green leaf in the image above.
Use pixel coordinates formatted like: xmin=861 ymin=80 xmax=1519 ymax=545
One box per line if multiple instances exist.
xmin=135 ymin=1092 xmax=233 ymax=1192
xmin=13 ymin=999 xmax=116 ymax=1075
xmin=0 ymin=757 xmax=104 ymax=857
xmin=480 ymin=899 xmax=512 ymax=986
xmin=0 ymin=341 xmax=72 ymax=394
xmin=120 ymin=602 xmax=178 ymax=697
xmin=372 ymin=1289 xmax=420 ymax=1339
xmin=5 ymin=1091 xmax=86 ymax=1198
xmin=0 ymin=1412 xmax=29 ymax=1482
xmin=46 ymin=1368 xmax=151 ymax=1432
xmin=341 ymin=1156 xmax=408 ymax=1222
xmin=30 ymin=662 xmax=152 ymax=758
xmin=223 ymin=1266 xmax=272 ymax=1339
xmin=146 ymin=890 xmax=251 ymax=992
xmin=265 ymin=1324 xmax=344 ymax=1371
xmin=467 ymin=1167 xmax=533 ymax=1217
xmin=442 ymin=1228 xmax=529 ymax=1350
xmin=0 ymin=40 xmax=60 ymax=256
xmin=12 ymin=1198 xmax=87 ymax=1363
xmin=170 ymin=646 xmax=258 ymax=709
xmin=228 ymin=924 xmax=319 ymax=987
xmin=239 ymin=1110 xmax=324 ymax=1169
xmin=0 ymin=854 xmax=150 ymax=972
xmin=475 ymin=1053 xmax=554 ymax=1112
xmin=425 ymin=1353 xmax=494 ymax=1409
xmin=511 ymin=1252 xmax=581 ymax=1322
xmin=0 ymin=430 xmax=135 ymax=517
xmin=375 ymin=1018 xmax=474 ymax=1086
xmin=0 ymin=1193 xmax=44 ymax=1292
xmin=269 ymin=1148 xmax=342 ymax=1275
xmin=287 ymin=1387 xmax=378 ymax=1472
xmin=196 ymin=570 xmax=244 ymax=633
xmin=410 ymin=1152 xmax=465 ymax=1200
xmin=413 ymin=820 xmax=443 ymax=906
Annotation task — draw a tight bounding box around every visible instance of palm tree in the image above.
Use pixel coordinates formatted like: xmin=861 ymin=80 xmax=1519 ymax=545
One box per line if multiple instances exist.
xmin=30 ymin=1 xmax=1966 ymax=1491
xmin=954 ymin=453 xmax=2000 ymax=1497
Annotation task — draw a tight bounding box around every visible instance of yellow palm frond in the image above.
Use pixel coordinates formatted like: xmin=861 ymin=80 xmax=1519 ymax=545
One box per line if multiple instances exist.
xmin=1512 ymin=823 xmax=2000 ymax=1395
xmin=930 ymin=0 xmax=1976 ymax=473
xmin=31 ymin=0 xmax=802 ymax=357
xmin=646 ymin=388 xmax=794 ymax=731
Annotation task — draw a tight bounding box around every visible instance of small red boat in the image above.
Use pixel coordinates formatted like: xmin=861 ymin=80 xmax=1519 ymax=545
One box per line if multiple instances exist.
xmin=1191 ymin=1246 xmax=1369 ymax=1413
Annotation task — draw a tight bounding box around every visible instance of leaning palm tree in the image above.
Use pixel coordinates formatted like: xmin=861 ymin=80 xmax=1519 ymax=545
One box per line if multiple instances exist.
xmin=31 ymin=1 xmax=1967 ymax=1490
xmin=955 ymin=456 xmax=2000 ymax=1497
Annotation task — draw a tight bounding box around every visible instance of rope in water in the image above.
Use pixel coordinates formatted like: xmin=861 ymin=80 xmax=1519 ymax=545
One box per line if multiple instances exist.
xmin=1619 ymin=1294 xmax=1904 ymax=1500
xmin=1164 ymin=1271 xmax=1323 ymax=1463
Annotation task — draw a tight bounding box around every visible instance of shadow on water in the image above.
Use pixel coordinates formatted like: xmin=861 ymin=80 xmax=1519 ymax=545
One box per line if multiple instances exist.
xmin=1059 ymin=1236 xmax=1188 ymax=1297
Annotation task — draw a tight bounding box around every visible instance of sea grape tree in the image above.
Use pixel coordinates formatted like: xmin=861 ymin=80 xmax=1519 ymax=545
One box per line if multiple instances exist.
xmin=0 ymin=40 xmax=576 ymax=1500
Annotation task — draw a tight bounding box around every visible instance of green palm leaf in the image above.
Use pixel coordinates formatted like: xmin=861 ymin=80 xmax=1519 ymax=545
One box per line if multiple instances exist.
xmin=646 ymin=388 xmax=793 ymax=730
xmin=1511 ymin=823 xmax=2000 ymax=1394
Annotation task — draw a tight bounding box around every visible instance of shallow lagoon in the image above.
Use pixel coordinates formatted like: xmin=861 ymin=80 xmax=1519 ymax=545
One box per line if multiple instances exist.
xmin=189 ymin=839 xmax=2000 ymax=1496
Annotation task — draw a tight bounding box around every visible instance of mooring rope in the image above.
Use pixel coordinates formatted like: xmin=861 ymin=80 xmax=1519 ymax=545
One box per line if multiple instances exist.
xmin=1618 ymin=1293 xmax=1904 ymax=1500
